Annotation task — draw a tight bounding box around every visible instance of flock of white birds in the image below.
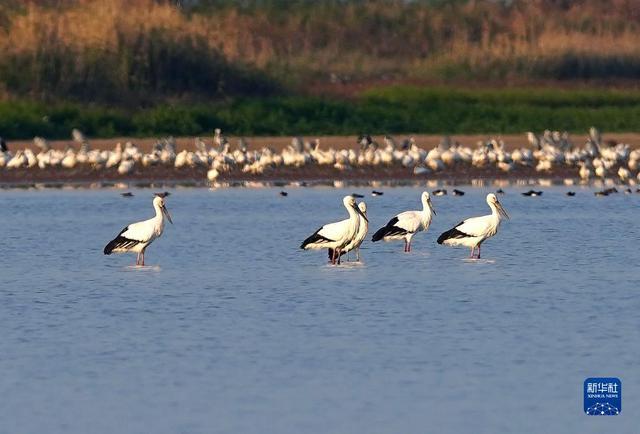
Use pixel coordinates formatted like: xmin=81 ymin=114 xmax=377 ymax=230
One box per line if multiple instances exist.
xmin=2 ymin=127 xmax=640 ymax=184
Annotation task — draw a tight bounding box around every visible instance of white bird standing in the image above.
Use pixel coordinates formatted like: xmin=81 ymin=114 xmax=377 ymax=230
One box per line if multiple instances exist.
xmin=104 ymin=194 xmax=173 ymax=266
xmin=328 ymin=201 xmax=369 ymax=262
xmin=437 ymin=193 xmax=509 ymax=259
xmin=300 ymin=195 xmax=368 ymax=265
xmin=371 ymin=191 xmax=435 ymax=252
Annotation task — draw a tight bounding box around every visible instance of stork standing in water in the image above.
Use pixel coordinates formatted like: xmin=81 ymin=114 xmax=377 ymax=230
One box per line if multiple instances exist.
xmin=300 ymin=196 xmax=368 ymax=265
xmin=371 ymin=191 xmax=435 ymax=252
xmin=104 ymin=194 xmax=173 ymax=266
xmin=328 ymin=201 xmax=369 ymax=262
xmin=437 ymin=193 xmax=509 ymax=259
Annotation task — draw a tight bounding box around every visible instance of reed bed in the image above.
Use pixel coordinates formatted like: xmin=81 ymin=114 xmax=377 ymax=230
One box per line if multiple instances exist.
xmin=1 ymin=0 xmax=640 ymax=104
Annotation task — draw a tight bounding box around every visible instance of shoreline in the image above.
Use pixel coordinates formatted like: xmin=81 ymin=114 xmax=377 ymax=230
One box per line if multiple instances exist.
xmin=3 ymin=132 xmax=637 ymax=189
xmin=0 ymin=164 xmax=622 ymax=189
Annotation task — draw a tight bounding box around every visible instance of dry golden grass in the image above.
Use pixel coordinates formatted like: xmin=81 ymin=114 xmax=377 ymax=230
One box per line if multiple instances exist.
xmin=2 ymin=0 xmax=640 ymax=103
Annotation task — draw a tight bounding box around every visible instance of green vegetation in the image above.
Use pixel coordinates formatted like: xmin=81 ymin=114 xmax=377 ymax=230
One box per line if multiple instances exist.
xmin=2 ymin=1 xmax=640 ymax=138
xmin=3 ymin=87 xmax=640 ymax=139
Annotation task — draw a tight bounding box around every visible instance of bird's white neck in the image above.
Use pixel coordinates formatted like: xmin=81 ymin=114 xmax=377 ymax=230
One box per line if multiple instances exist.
xmin=421 ymin=197 xmax=433 ymax=224
xmin=489 ymin=203 xmax=503 ymax=223
xmin=421 ymin=197 xmax=430 ymax=212
xmin=345 ymin=202 xmax=361 ymax=235
xmin=153 ymin=203 xmax=167 ymax=229
xmin=345 ymin=203 xmax=358 ymax=220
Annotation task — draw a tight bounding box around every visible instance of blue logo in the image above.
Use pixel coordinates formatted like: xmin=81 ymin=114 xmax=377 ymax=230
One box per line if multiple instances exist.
xmin=584 ymin=377 xmax=621 ymax=415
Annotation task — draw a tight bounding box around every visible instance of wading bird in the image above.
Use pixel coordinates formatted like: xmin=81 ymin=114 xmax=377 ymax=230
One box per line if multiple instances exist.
xmin=300 ymin=195 xmax=367 ymax=265
xmin=104 ymin=194 xmax=173 ymax=266
xmin=328 ymin=201 xmax=369 ymax=262
xmin=371 ymin=191 xmax=435 ymax=252
xmin=437 ymin=193 xmax=509 ymax=259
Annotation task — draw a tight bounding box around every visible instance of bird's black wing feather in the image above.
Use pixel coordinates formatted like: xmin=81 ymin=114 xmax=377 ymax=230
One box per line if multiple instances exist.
xmin=437 ymin=221 xmax=473 ymax=244
xmin=371 ymin=216 xmax=408 ymax=241
xmin=103 ymin=226 xmax=141 ymax=254
xmin=300 ymin=227 xmax=334 ymax=249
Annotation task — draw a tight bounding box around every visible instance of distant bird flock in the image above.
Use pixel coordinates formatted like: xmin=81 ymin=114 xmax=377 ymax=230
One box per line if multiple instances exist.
xmin=1 ymin=127 xmax=640 ymax=185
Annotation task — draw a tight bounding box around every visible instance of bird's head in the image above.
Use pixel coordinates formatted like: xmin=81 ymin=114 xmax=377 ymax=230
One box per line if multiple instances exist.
xmin=153 ymin=195 xmax=173 ymax=224
xmin=421 ymin=191 xmax=436 ymax=215
xmin=344 ymin=195 xmax=357 ymax=207
xmin=487 ymin=193 xmax=509 ymax=219
xmin=344 ymin=195 xmax=368 ymax=222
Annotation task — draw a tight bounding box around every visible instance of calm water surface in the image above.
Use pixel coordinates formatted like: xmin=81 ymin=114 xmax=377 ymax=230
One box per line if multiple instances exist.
xmin=1 ymin=186 xmax=639 ymax=434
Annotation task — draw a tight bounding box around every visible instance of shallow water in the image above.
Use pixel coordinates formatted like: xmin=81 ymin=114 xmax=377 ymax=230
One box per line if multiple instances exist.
xmin=1 ymin=186 xmax=638 ymax=434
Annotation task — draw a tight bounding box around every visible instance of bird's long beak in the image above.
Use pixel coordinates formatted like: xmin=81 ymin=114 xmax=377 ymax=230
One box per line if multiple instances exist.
xmin=162 ymin=205 xmax=173 ymax=224
xmin=354 ymin=205 xmax=368 ymax=222
xmin=497 ymin=202 xmax=509 ymax=219
xmin=428 ymin=198 xmax=436 ymax=215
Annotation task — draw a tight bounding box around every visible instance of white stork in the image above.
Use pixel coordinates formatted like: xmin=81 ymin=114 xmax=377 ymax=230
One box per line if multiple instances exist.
xmin=104 ymin=194 xmax=173 ymax=266
xmin=437 ymin=193 xmax=509 ymax=259
xmin=328 ymin=201 xmax=369 ymax=262
xmin=300 ymin=195 xmax=367 ymax=265
xmin=371 ymin=191 xmax=435 ymax=252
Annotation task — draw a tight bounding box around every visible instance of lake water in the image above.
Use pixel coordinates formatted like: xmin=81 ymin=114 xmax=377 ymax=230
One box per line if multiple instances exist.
xmin=1 ymin=185 xmax=638 ymax=434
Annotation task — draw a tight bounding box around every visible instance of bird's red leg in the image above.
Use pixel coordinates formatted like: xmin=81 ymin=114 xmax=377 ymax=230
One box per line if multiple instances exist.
xmin=470 ymin=247 xmax=475 ymax=258
xmin=337 ymin=249 xmax=341 ymax=265
xmin=477 ymin=245 xmax=481 ymax=259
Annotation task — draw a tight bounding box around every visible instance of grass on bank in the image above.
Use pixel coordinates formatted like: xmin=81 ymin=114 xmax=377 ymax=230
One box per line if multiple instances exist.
xmin=2 ymin=86 xmax=640 ymax=140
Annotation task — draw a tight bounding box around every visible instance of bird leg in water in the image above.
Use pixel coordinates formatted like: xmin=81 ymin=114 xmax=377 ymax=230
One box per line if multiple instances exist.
xmin=470 ymin=246 xmax=481 ymax=259
xmin=404 ymin=239 xmax=408 ymax=252
xmin=336 ymin=249 xmax=342 ymax=265
xmin=136 ymin=252 xmax=141 ymax=266
xmin=408 ymin=241 xmax=412 ymax=252
xmin=356 ymin=248 xmax=360 ymax=262
xmin=140 ymin=249 xmax=146 ymax=266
